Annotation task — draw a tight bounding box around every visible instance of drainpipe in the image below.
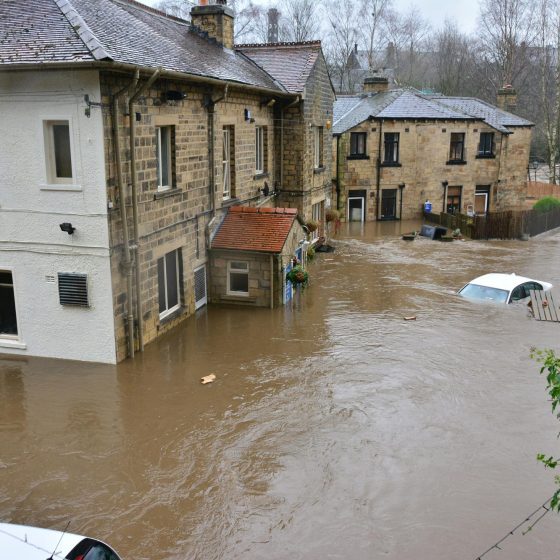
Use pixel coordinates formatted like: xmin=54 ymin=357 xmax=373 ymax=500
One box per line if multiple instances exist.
xmin=376 ymin=119 xmax=383 ymax=220
xmin=335 ymin=135 xmax=341 ymax=211
xmin=113 ymin=73 xmax=139 ymax=358
xmin=129 ymin=67 xmax=161 ymax=353
xmin=270 ymin=254 xmax=274 ymax=309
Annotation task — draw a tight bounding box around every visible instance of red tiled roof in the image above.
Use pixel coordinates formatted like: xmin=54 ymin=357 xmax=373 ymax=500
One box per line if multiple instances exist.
xmin=211 ymin=206 xmax=299 ymax=253
xmin=237 ymin=42 xmax=321 ymax=94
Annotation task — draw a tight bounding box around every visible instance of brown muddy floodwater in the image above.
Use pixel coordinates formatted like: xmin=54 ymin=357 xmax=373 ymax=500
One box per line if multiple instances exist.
xmin=1 ymin=221 xmax=560 ymax=560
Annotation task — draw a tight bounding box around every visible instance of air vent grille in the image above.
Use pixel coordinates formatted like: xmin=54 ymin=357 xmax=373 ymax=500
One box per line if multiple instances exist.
xmin=194 ymin=265 xmax=207 ymax=309
xmin=58 ymin=273 xmax=89 ymax=307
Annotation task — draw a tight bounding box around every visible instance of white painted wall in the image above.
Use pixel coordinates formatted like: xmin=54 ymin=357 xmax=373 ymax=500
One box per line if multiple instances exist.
xmin=0 ymin=70 xmax=116 ymax=363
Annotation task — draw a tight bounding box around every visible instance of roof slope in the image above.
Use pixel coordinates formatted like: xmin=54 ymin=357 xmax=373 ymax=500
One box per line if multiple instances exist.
xmin=211 ymin=206 xmax=298 ymax=253
xmin=237 ymin=42 xmax=321 ymax=93
xmin=0 ymin=0 xmax=283 ymax=91
xmin=333 ymin=89 xmax=533 ymax=134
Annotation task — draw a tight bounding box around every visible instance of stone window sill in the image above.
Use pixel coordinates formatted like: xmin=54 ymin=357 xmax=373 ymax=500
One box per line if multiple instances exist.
xmin=446 ymin=160 xmax=467 ymax=165
xmin=476 ymin=154 xmax=496 ymax=159
xmin=313 ymin=166 xmax=325 ymax=174
xmin=220 ymin=295 xmax=257 ymax=304
xmin=40 ymin=183 xmax=82 ymax=192
xmin=380 ymin=162 xmax=401 ymax=167
xmin=222 ymin=197 xmax=240 ymax=207
xmin=154 ymin=188 xmax=181 ymax=200
xmin=158 ymin=306 xmax=184 ymax=325
xmin=253 ymin=172 xmax=269 ymax=180
xmin=0 ymin=338 xmax=27 ymax=350
xmin=347 ymin=154 xmax=369 ymax=160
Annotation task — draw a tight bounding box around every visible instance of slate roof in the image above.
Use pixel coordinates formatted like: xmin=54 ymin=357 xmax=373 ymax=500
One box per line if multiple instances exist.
xmin=211 ymin=206 xmax=298 ymax=253
xmin=237 ymin=42 xmax=322 ymax=93
xmin=333 ymin=89 xmax=533 ymax=135
xmin=0 ymin=0 xmax=284 ymax=92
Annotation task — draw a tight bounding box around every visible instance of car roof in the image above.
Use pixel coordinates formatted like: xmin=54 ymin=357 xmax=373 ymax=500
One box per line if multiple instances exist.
xmin=0 ymin=523 xmax=85 ymax=559
xmin=469 ymin=273 xmax=542 ymax=291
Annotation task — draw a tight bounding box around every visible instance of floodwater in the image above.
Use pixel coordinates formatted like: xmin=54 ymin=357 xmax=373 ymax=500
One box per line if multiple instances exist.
xmin=1 ymin=221 xmax=560 ymax=560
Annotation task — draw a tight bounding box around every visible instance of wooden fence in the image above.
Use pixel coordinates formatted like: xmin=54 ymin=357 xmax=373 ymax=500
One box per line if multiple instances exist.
xmin=426 ymin=207 xmax=560 ymax=240
xmin=527 ymin=181 xmax=560 ymax=199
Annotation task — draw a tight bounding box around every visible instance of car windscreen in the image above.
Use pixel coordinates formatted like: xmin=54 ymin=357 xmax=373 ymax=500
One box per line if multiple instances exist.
xmin=458 ymin=283 xmax=509 ymax=303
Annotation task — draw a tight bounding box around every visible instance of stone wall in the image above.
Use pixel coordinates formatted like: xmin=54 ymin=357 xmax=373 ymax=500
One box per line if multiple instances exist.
xmin=100 ymin=72 xmax=278 ymax=361
xmin=335 ymin=118 xmax=532 ymax=221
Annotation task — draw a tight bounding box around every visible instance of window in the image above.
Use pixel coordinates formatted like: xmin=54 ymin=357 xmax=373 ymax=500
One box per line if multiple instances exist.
xmin=156 ymin=126 xmax=174 ymax=190
xmin=478 ymin=132 xmax=494 ymax=157
xmin=255 ymin=126 xmax=267 ymax=174
xmin=383 ymin=132 xmax=400 ymax=164
xmin=44 ymin=120 xmax=73 ymax=183
xmin=158 ymin=249 xmax=182 ymax=319
xmin=0 ymin=271 xmax=18 ymax=337
xmin=350 ymin=132 xmax=367 ymax=157
xmin=314 ymin=126 xmax=324 ymax=168
xmin=311 ymin=201 xmax=323 ymax=241
xmin=446 ymin=186 xmax=462 ymax=214
xmin=228 ymin=261 xmax=249 ymax=296
xmin=449 ymin=133 xmax=465 ymax=162
xmin=223 ymin=126 xmax=235 ymax=199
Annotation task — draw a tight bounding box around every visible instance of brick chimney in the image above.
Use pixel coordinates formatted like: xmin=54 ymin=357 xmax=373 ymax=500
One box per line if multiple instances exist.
xmin=191 ymin=0 xmax=234 ymax=50
xmin=363 ymin=76 xmax=389 ymax=94
xmin=497 ymin=84 xmax=517 ymax=112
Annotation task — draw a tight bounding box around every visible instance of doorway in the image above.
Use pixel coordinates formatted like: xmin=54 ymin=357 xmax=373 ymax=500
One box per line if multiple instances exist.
xmin=380 ymin=189 xmax=397 ymax=220
xmin=475 ymin=186 xmax=490 ymax=215
xmin=347 ymin=190 xmax=366 ymax=222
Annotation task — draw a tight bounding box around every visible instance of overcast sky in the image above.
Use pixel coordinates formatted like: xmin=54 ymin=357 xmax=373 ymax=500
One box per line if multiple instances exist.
xmin=139 ymin=0 xmax=479 ymax=35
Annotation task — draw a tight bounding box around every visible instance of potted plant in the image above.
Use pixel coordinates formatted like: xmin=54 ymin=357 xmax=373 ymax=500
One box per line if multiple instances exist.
xmin=286 ymin=265 xmax=309 ymax=287
xmin=306 ymin=219 xmax=319 ymax=233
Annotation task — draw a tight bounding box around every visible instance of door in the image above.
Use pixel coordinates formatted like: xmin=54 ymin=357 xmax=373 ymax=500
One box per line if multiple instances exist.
xmin=348 ymin=197 xmax=364 ymax=222
xmin=380 ymin=189 xmax=397 ymax=220
xmin=475 ymin=186 xmax=490 ymax=215
xmin=194 ymin=265 xmax=207 ymax=310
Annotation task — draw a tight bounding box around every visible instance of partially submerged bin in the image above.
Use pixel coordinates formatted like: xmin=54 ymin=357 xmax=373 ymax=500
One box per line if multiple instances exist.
xmin=420 ymin=224 xmax=447 ymax=240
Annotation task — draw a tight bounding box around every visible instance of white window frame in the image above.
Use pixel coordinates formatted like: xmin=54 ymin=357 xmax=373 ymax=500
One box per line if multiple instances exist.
xmin=0 ymin=267 xmax=26 ymax=350
xmin=255 ymin=126 xmax=264 ymax=174
xmin=227 ymin=260 xmax=249 ymax=296
xmin=43 ymin=119 xmax=76 ymax=186
xmin=156 ymin=126 xmax=173 ymax=191
xmin=158 ymin=249 xmax=181 ymax=320
xmin=313 ymin=126 xmax=323 ymax=168
xmin=223 ymin=127 xmax=232 ymax=200
xmin=311 ymin=201 xmax=322 ymax=241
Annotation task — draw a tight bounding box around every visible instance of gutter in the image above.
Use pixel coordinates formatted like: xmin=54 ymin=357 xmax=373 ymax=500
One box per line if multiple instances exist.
xmin=128 ymin=67 xmax=162 ymax=353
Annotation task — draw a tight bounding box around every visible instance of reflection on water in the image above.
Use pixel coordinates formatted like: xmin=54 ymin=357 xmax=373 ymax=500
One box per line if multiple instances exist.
xmin=1 ymin=221 xmax=560 ymax=559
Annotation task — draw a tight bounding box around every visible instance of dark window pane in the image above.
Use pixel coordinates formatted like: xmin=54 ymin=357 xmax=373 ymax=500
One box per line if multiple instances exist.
xmin=450 ymin=133 xmax=464 ymax=160
xmin=166 ymin=251 xmax=179 ymax=309
xmin=384 ymin=133 xmax=399 ymax=162
xmin=0 ymin=283 xmax=18 ymax=336
xmin=157 ymin=257 xmax=166 ymax=313
xmin=230 ymin=272 xmax=248 ymax=293
xmin=53 ymin=124 xmax=72 ymax=178
xmin=161 ymin=127 xmax=170 ymax=186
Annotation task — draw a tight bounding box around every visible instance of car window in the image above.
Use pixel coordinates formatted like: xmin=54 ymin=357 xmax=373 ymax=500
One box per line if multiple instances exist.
xmin=67 ymin=539 xmax=121 ymax=560
xmin=458 ymin=283 xmax=509 ymax=303
xmin=510 ymin=285 xmax=527 ymax=302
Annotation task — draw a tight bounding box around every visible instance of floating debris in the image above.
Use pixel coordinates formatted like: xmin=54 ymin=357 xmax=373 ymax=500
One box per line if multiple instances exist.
xmin=200 ymin=374 xmax=216 ymax=384
xmin=404 ymin=316 xmax=417 ymax=321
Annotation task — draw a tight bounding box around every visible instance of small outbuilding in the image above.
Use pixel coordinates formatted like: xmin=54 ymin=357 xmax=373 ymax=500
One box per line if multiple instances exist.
xmin=209 ymin=206 xmax=308 ymax=307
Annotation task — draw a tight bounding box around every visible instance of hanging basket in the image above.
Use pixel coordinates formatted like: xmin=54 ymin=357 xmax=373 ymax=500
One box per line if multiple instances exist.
xmin=325 ymin=208 xmax=340 ymax=223
xmin=286 ymin=265 xmax=309 ymax=287
xmin=306 ymin=219 xmax=319 ymax=233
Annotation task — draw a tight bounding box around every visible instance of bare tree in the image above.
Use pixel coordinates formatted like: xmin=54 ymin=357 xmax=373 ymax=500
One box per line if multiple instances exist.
xmin=323 ymin=0 xmax=361 ymax=92
xmin=280 ymin=0 xmax=320 ymax=42
xmin=155 ymin=0 xmax=193 ymax=19
xmin=536 ymin=0 xmax=560 ymax=183
xmin=358 ymin=0 xmax=392 ymax=72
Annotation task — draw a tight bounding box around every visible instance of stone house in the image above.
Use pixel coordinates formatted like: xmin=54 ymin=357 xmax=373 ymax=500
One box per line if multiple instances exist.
xmin=332 ymin=79 xmax=533 ymax=222
xmin=0 ymin=0 xmax=334 ymax=363
xmin=209 ymin=206 xmax=306 ymax=307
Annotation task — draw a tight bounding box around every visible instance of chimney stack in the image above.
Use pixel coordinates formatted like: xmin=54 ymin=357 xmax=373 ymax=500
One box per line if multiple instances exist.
xmin=363 ymin=76 xmax=389 ymax=94
xmin=191 ymin=0 xmax=234 ymax=50
xmin=497 ymin=84 xmax=517 ymax=112
xmin=267 ymin=8 xmax=279 ymax=43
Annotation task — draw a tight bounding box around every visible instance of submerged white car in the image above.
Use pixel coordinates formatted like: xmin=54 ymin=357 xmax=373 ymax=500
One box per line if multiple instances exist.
xmin=458 ymin=273 xmax=553 ymax=304
xmin=0 ymin=523 xmax=122 ymax=560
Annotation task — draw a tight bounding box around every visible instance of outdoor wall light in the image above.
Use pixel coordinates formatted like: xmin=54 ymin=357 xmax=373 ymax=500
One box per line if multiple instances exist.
xmin=59 ymin=222 xmax=75 ymax=235
xmin=398 ymin=182 xmax=406 ymax=189
xmin=442 ymin=180 xmax=449 ymax=187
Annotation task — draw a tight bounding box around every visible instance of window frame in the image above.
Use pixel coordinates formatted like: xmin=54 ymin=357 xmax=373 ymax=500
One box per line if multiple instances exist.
xmin=43 ymin=119 xmax=75 ymax=185
xmin=446 ymin=185 xmax=462 ymax=215
xmin=255 ymin=126 xmax=265 ymax=174
xmin=158 ymin=249 xmax=182 ymax=320
xmin=477 ymin=132 xmax=495 ymax=157
xmin=223 ymin=126 xmax=235 ymax=200
xmin=349 ymin=132 xmax=367 ymax=157
xmin=311 ymin=201 xmax=323 ymax=241
xmin=156 ymin=125 xmax=174 ymax=191
xmin=314 ymin=126 xmax=324 ymax=169
xmin=449 ymin=132 xmax=466 ymax=163
xmin=383 ymin=132 xmax=400 ymax=164
xmin=227 ymin=260 xmax=249 ymax=296
xmin=0 ymin=268 xmax=25 ymax=348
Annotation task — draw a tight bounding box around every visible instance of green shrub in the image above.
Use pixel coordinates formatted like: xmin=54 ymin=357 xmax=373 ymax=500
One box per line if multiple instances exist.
xmin=533 ymin=196 xmax=560 ymax=213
